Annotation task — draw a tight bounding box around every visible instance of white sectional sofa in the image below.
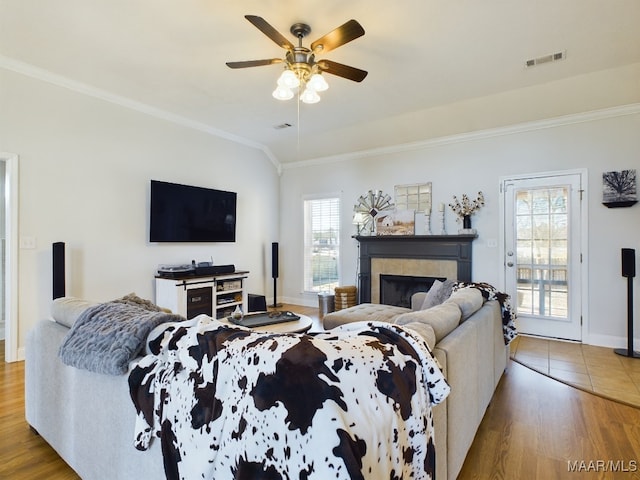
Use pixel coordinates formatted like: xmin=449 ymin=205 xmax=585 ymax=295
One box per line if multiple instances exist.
xmin=26 ymin=296 xmax=452 ymax=480
xmin=25 ymin=306 xmax=166 ymax=479
xmin=323 ymin=286 xmax=511 ymax=480
xmin=25 ymin=286 xmax=511 ymax=480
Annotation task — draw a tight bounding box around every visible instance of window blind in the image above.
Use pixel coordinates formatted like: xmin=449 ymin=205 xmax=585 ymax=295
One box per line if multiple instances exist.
xmin=303 ymin=197 xmax=340 ymax=293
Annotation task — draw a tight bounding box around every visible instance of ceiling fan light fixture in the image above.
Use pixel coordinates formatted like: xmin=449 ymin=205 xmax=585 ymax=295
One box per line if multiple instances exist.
xmin=277 ymin=69 xmax=300 ymax=88
xmin=307 ymin=73 xmax=329 ymax=92
xmin=272 ymin=85 xmax=294 ymax=100
xmin=300 ymin=88 xmax=321 ymax=104
xmin=227 ymin=16 xmax=367 ymax=105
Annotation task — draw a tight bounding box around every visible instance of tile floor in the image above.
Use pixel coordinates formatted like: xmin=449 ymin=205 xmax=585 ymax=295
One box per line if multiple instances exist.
xmin=510 ymin=335 xmax=640 ymax=407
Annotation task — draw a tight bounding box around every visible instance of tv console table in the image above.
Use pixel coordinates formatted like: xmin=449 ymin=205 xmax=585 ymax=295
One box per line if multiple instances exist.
xmin=155 ymin=271 xmax=249 ymax=320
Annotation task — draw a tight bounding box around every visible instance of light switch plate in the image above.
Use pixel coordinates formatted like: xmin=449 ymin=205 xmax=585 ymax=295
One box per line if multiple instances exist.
xmin=20 ymin=236 xmax=36 ymax=249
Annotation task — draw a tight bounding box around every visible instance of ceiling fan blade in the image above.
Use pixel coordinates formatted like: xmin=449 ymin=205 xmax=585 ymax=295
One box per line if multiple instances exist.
xmin=318 ymin=60 xmax=368 ymax=82
xmin=226 ymin=58 xmax=283 ymax=69
xmin=310 ymin=19 xmax=365 ymax=54
xmin=245 ymin=15 xmax=295 ymax=50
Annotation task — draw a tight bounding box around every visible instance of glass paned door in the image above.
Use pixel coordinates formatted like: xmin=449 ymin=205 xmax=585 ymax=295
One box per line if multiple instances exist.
xmin=503 ymin=173 xmax=583 ymax=341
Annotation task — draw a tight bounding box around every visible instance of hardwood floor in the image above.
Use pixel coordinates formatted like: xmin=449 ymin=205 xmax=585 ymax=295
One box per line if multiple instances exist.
xmin=459 ymin=360 xmax=640 ymax=480
xmin=3 ymin=316 xmax=640 ymax=479
xmin=0 ymin=341 xmax=79 ymax=479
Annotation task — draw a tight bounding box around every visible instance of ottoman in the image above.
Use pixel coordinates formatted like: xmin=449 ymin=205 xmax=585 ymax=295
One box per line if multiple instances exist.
xmin=322 ymin=303 xmax=410 ymax=329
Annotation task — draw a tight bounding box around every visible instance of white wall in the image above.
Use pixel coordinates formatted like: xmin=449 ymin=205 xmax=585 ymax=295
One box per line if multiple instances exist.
xmin=0 ymin=69 xmax=280 ymax=351
xmin=280 ymin=108 xmax=640 ymax=348
xmin=2 ymin=63 xmax=640 ymax=353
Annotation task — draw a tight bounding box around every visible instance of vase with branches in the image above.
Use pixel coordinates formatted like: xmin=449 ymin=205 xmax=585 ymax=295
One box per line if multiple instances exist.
xmin=449 ymin=191 xmax=484 ymax=232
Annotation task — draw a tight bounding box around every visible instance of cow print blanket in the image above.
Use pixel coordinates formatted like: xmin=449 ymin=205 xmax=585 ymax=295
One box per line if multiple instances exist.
xmin=129 ymin=315 xmax=450 ymax=480
xmin=453 ymin=282 xmax=518 ymax=345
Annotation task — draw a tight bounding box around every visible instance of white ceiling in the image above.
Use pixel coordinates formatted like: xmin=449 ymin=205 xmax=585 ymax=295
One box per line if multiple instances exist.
xmin=2 ymin=0 xmax=640 ymax=164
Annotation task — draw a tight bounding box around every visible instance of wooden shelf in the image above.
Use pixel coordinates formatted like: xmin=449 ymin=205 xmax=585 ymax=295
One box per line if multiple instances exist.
xmin=352 ymin=234 xmax=478 ymax=241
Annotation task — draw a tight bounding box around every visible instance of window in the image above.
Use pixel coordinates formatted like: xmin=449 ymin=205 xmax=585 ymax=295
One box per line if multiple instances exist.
xmin=514 ymin=187 xmax=569 ymax=318
xmin=303 ymin=196 xmax=340 ymax=293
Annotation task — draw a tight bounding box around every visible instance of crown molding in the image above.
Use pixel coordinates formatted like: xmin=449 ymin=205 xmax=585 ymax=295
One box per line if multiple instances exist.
xmin=0 ymin=55 xmax=282 ymax=173
xmin=3 ymin=55 xmax=637 ymax=176
xmin=282 ymin=102 xmax=640 ymax=170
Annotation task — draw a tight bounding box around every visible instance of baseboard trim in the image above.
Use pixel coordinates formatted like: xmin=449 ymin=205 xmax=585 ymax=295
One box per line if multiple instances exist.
xmin=582 ymin=333 xmax=640 ymax=350
xmin=280 ymin=296 xmax=319 ymax=309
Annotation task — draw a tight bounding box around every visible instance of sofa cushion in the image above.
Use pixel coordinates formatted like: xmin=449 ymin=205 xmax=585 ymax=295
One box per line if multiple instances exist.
xmin=419 ymin=279 xmax=456 ymax=310
xmin=445 ymin=287 xmax=484 ymax=321
xmin=402 ymin=322 xmax=437 ymax=350
xmin=51 ymin=297 xmax=99 ymax=328
xmin=323 ymin=303 xmax=410 ymax=329
xmin=394 ymin=302 xmax=462 ymax=343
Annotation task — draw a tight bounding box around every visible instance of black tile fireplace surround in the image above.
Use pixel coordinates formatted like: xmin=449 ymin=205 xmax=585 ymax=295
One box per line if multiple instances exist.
xmin=354 ymin=234 xmax=476 ymax=305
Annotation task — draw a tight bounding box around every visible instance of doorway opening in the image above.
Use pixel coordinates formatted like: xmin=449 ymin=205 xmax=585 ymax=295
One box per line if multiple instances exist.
xmin=1 ymin=153 xmax=19 ymax=362
xmin=0 ymin=161 xmax=5 ymax=343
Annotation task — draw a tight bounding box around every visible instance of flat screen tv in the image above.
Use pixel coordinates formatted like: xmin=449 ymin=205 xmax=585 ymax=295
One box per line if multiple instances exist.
xmin=149 ymin=180 xmax=237 ymax=242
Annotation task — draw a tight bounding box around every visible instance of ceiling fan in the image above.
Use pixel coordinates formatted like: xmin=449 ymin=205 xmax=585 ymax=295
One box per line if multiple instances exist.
xmin=226 ymin=15 xmax=367 ymax=103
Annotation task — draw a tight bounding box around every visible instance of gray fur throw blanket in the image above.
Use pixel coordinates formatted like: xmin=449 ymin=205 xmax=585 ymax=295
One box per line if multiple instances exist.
xmin=59 ymin=297 xmax=184 ymax=375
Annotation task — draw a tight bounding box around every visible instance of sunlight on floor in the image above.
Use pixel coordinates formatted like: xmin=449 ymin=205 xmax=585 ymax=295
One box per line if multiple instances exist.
xmin=510 ymin=335 xmax=640 ymax=407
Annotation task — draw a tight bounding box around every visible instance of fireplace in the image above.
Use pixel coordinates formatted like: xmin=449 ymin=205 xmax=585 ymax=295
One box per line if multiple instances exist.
xmin=380 ymin=275 xmax=445 ymax=308
xmin=355 ymin=234 xmax=476 ymax=304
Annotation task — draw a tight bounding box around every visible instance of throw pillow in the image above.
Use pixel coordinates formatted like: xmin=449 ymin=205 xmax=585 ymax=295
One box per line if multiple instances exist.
xmin=420 ymin=278 xmax=455 ymax=310
xmin=419 ymin=280 xmax=443 ymax=310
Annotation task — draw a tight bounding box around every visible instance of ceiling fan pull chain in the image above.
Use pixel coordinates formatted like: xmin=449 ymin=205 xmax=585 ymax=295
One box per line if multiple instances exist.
xmin=297 ymin=94 xmax=301 ymax=157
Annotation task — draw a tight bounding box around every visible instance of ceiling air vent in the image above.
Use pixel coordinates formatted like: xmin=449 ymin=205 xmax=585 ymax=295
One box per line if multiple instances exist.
xmin=525 ymin=51 xmax=566 ymax=68
xmin=274 ymin=123 xmax=293 ymax=130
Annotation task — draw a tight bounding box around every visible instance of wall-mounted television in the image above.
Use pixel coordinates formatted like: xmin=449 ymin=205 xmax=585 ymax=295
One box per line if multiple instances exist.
xmin=149 ymin=180 xmax=237 ymax=242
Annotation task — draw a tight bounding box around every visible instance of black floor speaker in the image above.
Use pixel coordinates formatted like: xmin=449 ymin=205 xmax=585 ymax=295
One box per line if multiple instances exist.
xmin=622 ymin=248 xmax=636 ymax=278
xmin=271 ymin=242 xmax=279 ymax=279
xmin=52 ymin=242 xmax=65 ymax=299
xmin=615 ymin=248 xmax=639 ymax=358
xmin=271 ymin=242 xmax=281 ymax=307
